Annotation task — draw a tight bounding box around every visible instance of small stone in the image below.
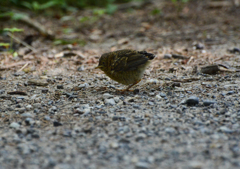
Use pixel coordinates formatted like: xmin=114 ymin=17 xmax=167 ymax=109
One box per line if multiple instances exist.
xmin=53 ymin=121 xmax=62 ymax=127
xmin=25 ymin=118 xmax=34 ymax=125
xmin=75 ymin=104 xmax=91 ymax=114
xmin=112 ymin=116 xmax=119 ymax=121
xmin=219 ymin=126 xmax=233 ymax=133
xmin=133 ymin=104 xmax=140 ymax=109
xmin=26 ymin=105 xmax=32 ymax=110
xmin=0 ymin=90 xmax=5 ymax=94
xmin=78 ymin=83 xmax=89 ymax=89
xmin=128 ymin=98 xmax=135 ymax=102
xmin=34 ymin=109 xmax=40 ymax=114
xmin=105 ymin=98 xmax=116 ymax=105
xmin=57 ymin=85 xmax=64 ymax=89
xmin=189 ymin=161 xmax=203 ymax=169
xmin=76 ymin=107 xmax=90 ymax=114
xmin=146 ymin=79 xmax=159 ymax=84
xmin=148 ymin=101 xmax=154 ymax=105
xmin=176 ymin=108 xmax=182 ymax=114
xmin=194 ymin=43 xmax=204 ymax=50
xmin=135 ymin=133 xmax=147 ymax=141
xmin=186 ymin=96 xmax=199 ymax=106
xmin=226 ymin=91 xmax=235 ymax=95
xmin=53 ymin=106 xmax=58 ymax=110
xmin=165 ymin=127 xmax=176 ymax=134
xmin=77 ymin=65 xmax=84 ymax=71
xmin=33 ymin=103 xmax=41 ymax=108
xmin=159 ymin=92 xmax=166 ymax=97
xmin=44 ymin=116 xmax=51 ymax=121
xmin=203 ymin=100 xmax=217 ymax=106
xmin=133 ymin=89 xmax=140 ymax=94
xmin=170 ymin=104 xmax=177 ymax=108
xmin=163 ymin=54 xmax=172 ymax=59
xmin=10 ymin=122 xmax=20 ymax=129
xmin=110 ymin=142 xmax=119 ymax=149
xmin=119 ymin=116 xmax=126 ymax=121
xmin=228 ymin=47 xmax=240 ymax=54
xmin=114 ymin=96 xmax=120 ymax=103
xmin=16 ymin=107 xmax=25 ymax=113
xmin=148 ymin=92 xmax=155 ymax=96
xmin=48 ymin=100 xmax=54 ymax=105
xmin=21 ymin=112 xmax=33 ymax=117
xmin=135 ymin=161 xmax=149 ymax=169
xmin=42 ymin=88 xmax=49 ymax=93
xmin=103 ymin=93 xmax=114 ymax=99
xmin=155 ymin=95 xmax=161 ymax=99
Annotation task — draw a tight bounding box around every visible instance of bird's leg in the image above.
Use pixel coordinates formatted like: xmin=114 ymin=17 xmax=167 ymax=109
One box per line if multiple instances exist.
xmin=118 ymin=79 xmax=141 ymax=93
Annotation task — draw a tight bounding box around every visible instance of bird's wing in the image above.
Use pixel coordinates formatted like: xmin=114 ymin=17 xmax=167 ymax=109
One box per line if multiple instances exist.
xmin=112 ymin=51 xmax=149 ymax=72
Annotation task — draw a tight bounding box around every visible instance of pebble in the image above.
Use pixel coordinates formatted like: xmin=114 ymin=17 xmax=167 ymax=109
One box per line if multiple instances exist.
xmin=112 ymin=116 xmax=119 ymax=121
xmin=219 ymin=126 xmax=233 ymax=133
xmin=110 ymin=142 xmax=119 ymax=149
xmin=133 ymin=104 xmax=140 ymax=109
xmin=103 ymin=93 xmax=114 ymax=99
xmin=53 ymin=121 xmax=62 ymax=127
xmin=21 ymin=112 xmax=33 ymax=117
xmin=159 ymin=92 xmax=166 ymax=97
xmin=26 ymin=105 xmax=32 ymax=110
xmin=135 ymin=133 xmax=147 ymax=141
xmin=203 ymin=100 xmax=217 ymax=106
xmin=135 ymin=162 xmax=149 ymax=169
xmin=226 ymin=91 xmax=235 ymax=95
xmin=78 ymin=83 xmax=89 ymax=88
xmin=33 ymin=103 xmax=42 ymax=108
xmin=155 ymin=94 xmax=161 ymax=99
xmin=194 ymin=43 xmax=204 ymax=50
xmin=10 ymin=122 xmax=20 ymax=129
xmin=146 ymin=79 xmax=159 ymax=84
xmin=148 ymin=92 xmax=155 ymax=96
xmin=57 ymin=85 xmax=64 ymax=89
xmin=165 ymin=127 xmax=176 ymax=134
xmin=148 ymin=101 xmax=154 ymax=106
xmin=77 ymin=65 xmax=85 ymax=71
xmin=104 ymin=98 xmax=116 ymax=105
xmin=186 ymin=96 xmax=199 ymax=106
xmin=25 ymin=118 xmax=34 ymax=125
xmin=42 ymin=88 xmax=49 ymax=93
xmin=189 ymin=161 xmax=203 ymax=169
xmin=163 ymin=53 xmax=172 ymax=59
xmin=114 ymin=96 xmax=120 ymax=103
xmin=44 ymin=115 xmax=51 ymax=121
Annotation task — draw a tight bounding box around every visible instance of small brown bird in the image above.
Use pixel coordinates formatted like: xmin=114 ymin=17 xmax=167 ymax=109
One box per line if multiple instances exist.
xmin=95 ymin=49 xmax=155 ymax=92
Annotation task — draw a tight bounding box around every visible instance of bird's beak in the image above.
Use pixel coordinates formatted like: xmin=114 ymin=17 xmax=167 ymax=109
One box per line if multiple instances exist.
xmin=95 ymin=65 xmax=102 ymax=69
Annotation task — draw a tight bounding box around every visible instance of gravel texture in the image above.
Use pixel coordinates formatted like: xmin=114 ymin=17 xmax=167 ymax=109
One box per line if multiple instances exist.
xmin=1 ymin=71 xmax=240 ymax=169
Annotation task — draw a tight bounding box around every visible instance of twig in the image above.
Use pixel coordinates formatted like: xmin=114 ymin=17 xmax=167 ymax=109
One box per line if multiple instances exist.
xmin=187 ymin=56 xmax=194 ymax=65
xmin=7 ymin=32 xmax=37 ymax=52
xmin=18 ymin=62 xmax=29 ymax=72
xmin=0 ymin=61 xmax=32 ymax=70
xmin=17 ymin=14 xmax=55 ymax=39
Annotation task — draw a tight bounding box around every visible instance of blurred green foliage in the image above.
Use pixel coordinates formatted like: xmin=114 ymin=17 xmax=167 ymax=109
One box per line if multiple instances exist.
xmin=0 ymin=0 xmax=132 ymax=11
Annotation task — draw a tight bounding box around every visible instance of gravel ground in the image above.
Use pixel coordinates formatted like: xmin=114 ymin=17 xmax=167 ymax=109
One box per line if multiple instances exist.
xmin=1 ymin=67 xmax=240 ymax=169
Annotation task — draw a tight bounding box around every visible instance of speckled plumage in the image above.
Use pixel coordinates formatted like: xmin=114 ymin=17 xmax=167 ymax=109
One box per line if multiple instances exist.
xmin=96 ymin=49 xmax=155 ymax=91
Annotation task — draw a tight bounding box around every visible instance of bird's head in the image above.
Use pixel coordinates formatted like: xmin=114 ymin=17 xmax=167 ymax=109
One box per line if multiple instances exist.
xmin=95 ymin=54 xmax=108 ymax=71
